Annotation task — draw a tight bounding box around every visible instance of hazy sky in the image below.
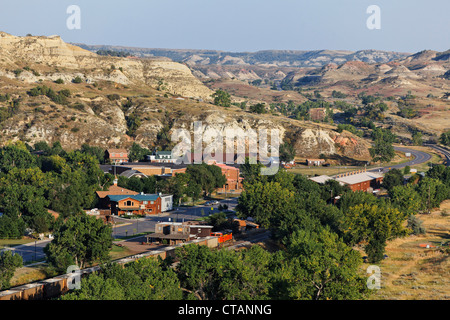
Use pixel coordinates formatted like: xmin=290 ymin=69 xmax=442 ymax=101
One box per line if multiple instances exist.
xmin=0 ymin=0 xmax=449 ymax=53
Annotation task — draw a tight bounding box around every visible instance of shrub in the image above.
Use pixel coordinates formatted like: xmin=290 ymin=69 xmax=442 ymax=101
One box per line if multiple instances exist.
xmin=59 ymin=89 xmax=71 ymax=98
xmin=72 ymin=76 xmax=83 ymax=84
xmin=407 ymin=215 xmax=426 ymax=235
xmin=106 ymin=94 xmax=120 ymax=101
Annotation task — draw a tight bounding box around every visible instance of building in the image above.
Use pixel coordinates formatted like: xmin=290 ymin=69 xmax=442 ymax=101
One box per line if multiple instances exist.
xmin=105 ymin=149 xmax=128 ymax=165
xmin=334 ymin=170 xmax=383 ymax=192
xmin=95 ymin=178 xmax=139 ymax=209
xmin=309 ymin=169 xmax=383 ymax=193
xmin=146 ymin=150 xmax=177 ymax=163
xmin=107 ymin=164 xmax=181 ymax=178
xmin=213 ymin=163 xmax=244 ymax=193
xmin=119 ymin=169 xmax=148 ymax=179
xmin=160 ymin=194 xmax=173 ymax=212
xmin=306 ymin=158 xmax=326 ymax=166
xmin=309 ymin=175 xmax=334 ymax=184
xmin=108 ymin=194 xmax=162 ymax=216
xmin=148 ymin=222 xmax=213 ymax=245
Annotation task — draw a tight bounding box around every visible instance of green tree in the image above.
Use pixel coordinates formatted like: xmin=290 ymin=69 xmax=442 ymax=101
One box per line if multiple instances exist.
xmin=236 ymin=180 xmax=296 ymax=229
xmin=280 ymin=227 xmax=368 ymax=300
xmin=0 ymin=214 xmax=26 ymax=239
xmin=128 ymin=142 xmax=150 ymax=162
xmin=369 ymin=128 xmax=396 ymax=163
xmin=412 ymin=131 xmax=423 ymax=146
xmin=61 ymin=273 xmax=125 ymax=300
xmin=382 ymin=169 xmax=404 ymax=192
xmin=0 ymin=250 xmax=23 ymax=290
xmin=416 ymin=177 xmax=449 ymax=213
xmin=239 ymin=157 xmax=266 ymax=185
xmin=175 ymin=244 xmax=271 ymax=300
xmin=0 ymin=167 xmax=53 ymax=233
xmin=389 ymin=184 xmax=421 ymax=216
xmin=0 ymin=142 xmax=37 ymax=173
xmin=62 ymin=258 xmax=183 ymax=300
xmin=279 ymin=142 xmax=296 ymax=163
xmin=439 ymin=130 xmax=450 ymax=146
xmin=211 ymin=89 xmax=231 ymax=108
xmin=407 ymin=215 xmax=426 ymax=235
xmin=44 ymin=213 xmax=113 ymax=272
xmin=186 ymin=164 xmax=226 ymax=197
xmin=342 ymin=204 xmax=408 ymax=263
xmin=249 ymin=103 xmax=267 ymax=114
xmin=72 ymin=76 xmax=83 ymax=83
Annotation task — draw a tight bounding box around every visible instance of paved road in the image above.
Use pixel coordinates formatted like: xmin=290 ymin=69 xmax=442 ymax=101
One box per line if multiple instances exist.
xmin=13 ymin=198 xmax=239 ymax=263
xmin=112 ymin=197 xmax=238 ymax=239
xmin=368 ymin=146 xmax=432 ymax=174
xmin=1 ymin=239 xmax=51 ymax=263
xmin=424 ymin=144 xmax=450 ymax=166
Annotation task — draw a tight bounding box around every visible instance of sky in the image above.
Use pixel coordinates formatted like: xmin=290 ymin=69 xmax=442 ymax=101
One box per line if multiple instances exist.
xmin=0 ymin=0 xmax=449 ymax=53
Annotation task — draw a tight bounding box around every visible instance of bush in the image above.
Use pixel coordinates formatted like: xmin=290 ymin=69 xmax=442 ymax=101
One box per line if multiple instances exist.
xmin=407 ymin=215 xmax=426 ymax=235
xmin=403 ymin=165 xmax=411 ymax=175
xmin=106 ymin=94 xmax=120 ymax=101
xmin=59 ymin=89 xmax=71 ymax=97
xmin=54 ymin=78 xmax=64 ymax=84
xmin=72 ymin=76 xmax=83 ymax=84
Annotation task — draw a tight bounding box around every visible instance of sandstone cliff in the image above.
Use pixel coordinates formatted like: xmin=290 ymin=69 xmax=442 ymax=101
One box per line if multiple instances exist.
xmin=0 ymin=32 xmax=371 ymax=162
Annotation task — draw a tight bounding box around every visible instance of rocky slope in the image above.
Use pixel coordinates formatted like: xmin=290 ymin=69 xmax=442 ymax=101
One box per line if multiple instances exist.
xmin=75 ymin=44 xmax=409 ymax=68
xmin=0 ymin=32 xmax=371 ymax=162
xmin=0 ymin=32 xmax=213 ymax=100
xmin=282 ymin=50 xmax=450 ymax=97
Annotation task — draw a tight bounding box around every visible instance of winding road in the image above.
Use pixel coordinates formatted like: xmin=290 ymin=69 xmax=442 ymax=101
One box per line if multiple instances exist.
xmin=368 ymin=145 xmax=433 ymax=174
xmin=424 ymin=144 xmax=450 ymax=166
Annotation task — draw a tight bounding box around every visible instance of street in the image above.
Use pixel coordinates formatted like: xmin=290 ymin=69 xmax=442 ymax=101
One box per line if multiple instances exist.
xmin=112 ymin=197 xmax=238 ymax=239
xmin=367 ymin=146 xmax=432 ymax=174
xmin=7 ymin=197 xmax=239 ymax=263
xmin=1 ymin=239 xmax=50 ymax=264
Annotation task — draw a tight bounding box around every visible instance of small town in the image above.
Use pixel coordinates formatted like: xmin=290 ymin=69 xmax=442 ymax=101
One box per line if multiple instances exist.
xmin=0 ymin=1 xmax=449 ymax=315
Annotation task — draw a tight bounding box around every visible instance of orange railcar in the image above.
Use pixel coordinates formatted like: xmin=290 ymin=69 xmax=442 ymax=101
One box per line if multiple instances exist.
xmin=211 ymin=232 xmax=232 ymax=243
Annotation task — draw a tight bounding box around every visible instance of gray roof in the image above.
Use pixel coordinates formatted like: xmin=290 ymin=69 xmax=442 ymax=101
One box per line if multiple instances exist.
xmin=335 ymin=172 xmax=383 ymax=185
xmin=119 ymin=169 xmax=147 ymax=178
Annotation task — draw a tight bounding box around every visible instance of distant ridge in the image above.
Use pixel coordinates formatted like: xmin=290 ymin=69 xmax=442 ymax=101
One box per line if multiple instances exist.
xmin=72 ymin=43 xmax=410 ymax=68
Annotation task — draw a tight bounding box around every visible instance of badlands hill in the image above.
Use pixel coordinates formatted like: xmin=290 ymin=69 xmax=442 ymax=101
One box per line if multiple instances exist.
xmin=0 ymin=32 xmax=371 ymax=162
xmin=282 ymin=49 xmax=450 ymax=96
xmin=75 ymin=43 xmax=410 ymax=82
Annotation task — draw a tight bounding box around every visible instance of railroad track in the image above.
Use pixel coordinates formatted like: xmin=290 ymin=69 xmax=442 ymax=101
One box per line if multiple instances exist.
xmin=424 ymin=144 xmax=450 ymax=166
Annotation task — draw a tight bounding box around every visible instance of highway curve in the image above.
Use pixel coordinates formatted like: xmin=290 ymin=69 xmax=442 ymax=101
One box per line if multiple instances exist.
xmin=424 ymin=144 xmax=450 ymax=166
xmin=369 ymin=146 xmax=432 ymax=173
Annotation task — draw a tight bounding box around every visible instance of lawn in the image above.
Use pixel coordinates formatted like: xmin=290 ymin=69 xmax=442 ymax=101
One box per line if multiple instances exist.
xmin=0 ymin=238 xmax=36 ymax=249
xmin=363 ymin=200 xmax=450 ymax=300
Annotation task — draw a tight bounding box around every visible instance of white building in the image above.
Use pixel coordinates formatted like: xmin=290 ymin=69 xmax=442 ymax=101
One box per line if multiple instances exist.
xmin=160 ymin=194 xmax=173 ymax=212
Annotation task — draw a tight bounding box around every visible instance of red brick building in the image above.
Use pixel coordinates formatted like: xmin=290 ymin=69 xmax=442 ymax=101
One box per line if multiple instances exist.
xmin=105 ymin=149 xmax=128 ymax=165
xmin=335 ymin=170 xmax=383 ymax=192
xmin=213 ymin=163 xmax=244 ymax=193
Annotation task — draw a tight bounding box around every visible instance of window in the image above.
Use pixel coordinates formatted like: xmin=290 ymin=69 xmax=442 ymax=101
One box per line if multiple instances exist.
xmin=125 ymin=200 xmax=133 ymax=206
xmin=143 ymin=201 xmax=148 ymax=204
